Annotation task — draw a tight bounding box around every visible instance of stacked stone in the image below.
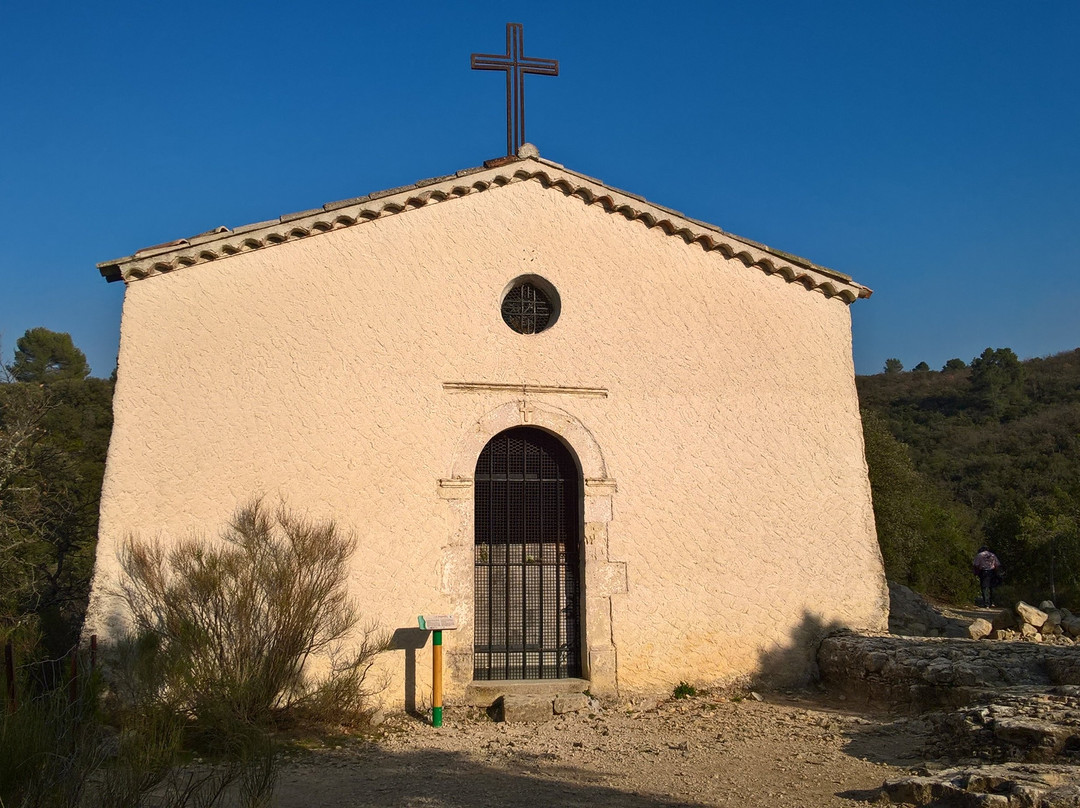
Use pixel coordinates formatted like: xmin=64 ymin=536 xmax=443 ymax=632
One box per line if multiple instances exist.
xmin=819 ymin=632 xmax=1080 ymax=712
xmin=971 ymin=601 xmax=1080 ymax=644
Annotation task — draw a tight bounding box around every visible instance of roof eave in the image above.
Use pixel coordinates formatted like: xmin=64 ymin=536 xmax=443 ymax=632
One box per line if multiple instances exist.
xmin=98 ymin=153 xmax=872 ymax=303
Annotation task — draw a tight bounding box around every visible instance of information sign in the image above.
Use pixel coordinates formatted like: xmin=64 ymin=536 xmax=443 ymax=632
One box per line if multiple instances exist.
xmin=418 ymin=615 xmax=458 ymax=631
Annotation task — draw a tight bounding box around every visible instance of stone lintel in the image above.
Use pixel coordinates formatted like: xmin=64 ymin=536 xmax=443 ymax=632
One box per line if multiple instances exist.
xmin=443 ymin=381 xmax=608 ymax=398
xmin=437 ymin=478 xmax=473 ymax=499
xmin=585 ymin=478 xmax=617 ymax=493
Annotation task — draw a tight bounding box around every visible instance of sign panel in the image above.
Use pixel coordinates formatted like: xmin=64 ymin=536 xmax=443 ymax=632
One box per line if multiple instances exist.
xmin=419 ymin=614 xmax=458 ymax=631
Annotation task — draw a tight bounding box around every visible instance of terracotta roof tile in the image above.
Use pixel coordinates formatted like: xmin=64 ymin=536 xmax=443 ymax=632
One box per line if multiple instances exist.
xmin=97 ymin=150 xmax=870 ymax=302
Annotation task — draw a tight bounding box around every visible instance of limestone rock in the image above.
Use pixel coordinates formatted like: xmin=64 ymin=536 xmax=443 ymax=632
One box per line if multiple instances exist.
xmin=1046 ymin=656 xmax=1080 ymax=685
xmin=1042 ymin=784 xmax=1080 ymax=808
xmin=990 ymin=608 xmax=1017 ymax=631
xmin=819 ymin=633 xmax=1080 ymax=712
xmin=887 ymin=583 xmax=969 ymax=638
xmin=553 ymin=693 xmax=590 ymax=715
xmin=499 ymin=695 xmax=554 ymax=723
xmin=882 ymin=775 xmax=938 ymax=805
xmin=1018 ymin=601 xmax=1049 ymax=628
xmin=969 ymin=618 xmax=994 ymax=640
xmin=1041 ymin=600 xmax=1057 ymax=611
xmin=1022 ymin=623 xmax=1039 ymax=638
xmin=1047 ymin=609 xmax=1065 ymax=627
xmin=881 ymin=764 xmax=1080 ymax=807
xmin=993 ymin=717 xmax=1071 ymax=753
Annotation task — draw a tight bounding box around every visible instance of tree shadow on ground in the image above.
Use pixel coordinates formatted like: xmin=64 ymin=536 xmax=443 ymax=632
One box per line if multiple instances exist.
xmin=833 ymin=713 xmax=940 ymax=805
xmin=840 ymin=713 xmax=937 ymax=767
xmin=273 ymin=746 xmax=713 ymax=808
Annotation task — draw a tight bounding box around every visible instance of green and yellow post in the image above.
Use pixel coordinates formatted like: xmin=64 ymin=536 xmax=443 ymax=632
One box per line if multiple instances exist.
xmin=420 ymin=614 xmax=456 ymax=727
xmin=432 ymin=629 xmax=443 ymax=727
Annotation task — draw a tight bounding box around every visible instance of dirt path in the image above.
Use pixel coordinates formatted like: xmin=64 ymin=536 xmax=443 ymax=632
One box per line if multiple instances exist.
xmin=272 ymin=692 xmax=929 ymax=807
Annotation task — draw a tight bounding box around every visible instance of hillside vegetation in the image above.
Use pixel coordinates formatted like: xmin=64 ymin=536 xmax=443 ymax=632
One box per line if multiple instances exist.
xmin=0 ymin=329 xmax=112 ymax=657
xmin=859 ymin=348 xmax=1080 ymax=606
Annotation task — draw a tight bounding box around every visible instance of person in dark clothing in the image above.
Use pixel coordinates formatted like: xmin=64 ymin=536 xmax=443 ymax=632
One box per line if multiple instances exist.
xmin=972 ymin=546 xmax=1002 ymax=607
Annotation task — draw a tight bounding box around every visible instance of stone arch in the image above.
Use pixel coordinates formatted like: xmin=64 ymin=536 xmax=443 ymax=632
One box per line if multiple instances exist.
xmin=439 ymin=400 xmax=625 ymax=698
xmin=448 ymin=400 xmax=608 ymax=483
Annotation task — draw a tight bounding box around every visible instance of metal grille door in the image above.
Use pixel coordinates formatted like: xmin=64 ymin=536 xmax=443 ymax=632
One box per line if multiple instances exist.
xmin=473 ymin=427 xmax=581 ymax=680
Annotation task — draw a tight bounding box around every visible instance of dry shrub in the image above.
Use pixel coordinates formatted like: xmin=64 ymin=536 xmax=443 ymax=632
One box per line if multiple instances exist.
xmin=0 ymin=684 xmax=102 ymax=808
xmin=115 ymin=498 xmax=387 ymax=737
xmin=0 ymin=661 xmax=276 ymax=808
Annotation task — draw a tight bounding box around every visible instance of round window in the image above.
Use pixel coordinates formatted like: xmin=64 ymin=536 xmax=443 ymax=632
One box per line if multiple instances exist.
xmin=500 ymin=275 xmax=561 ymax=335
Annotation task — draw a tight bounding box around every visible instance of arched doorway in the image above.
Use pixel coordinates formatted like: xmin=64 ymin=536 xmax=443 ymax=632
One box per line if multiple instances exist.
xmin=473 ymin=427 xmax=582 ymax=680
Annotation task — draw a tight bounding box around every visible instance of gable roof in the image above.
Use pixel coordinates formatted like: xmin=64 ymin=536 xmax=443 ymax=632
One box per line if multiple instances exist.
xmin=98 ymin=147 xmax=872 ymax=304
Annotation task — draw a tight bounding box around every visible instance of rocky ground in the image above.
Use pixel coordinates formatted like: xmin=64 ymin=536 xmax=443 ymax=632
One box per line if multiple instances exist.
xmin=271 ymin=690 xmax=925 ymax=808
xmin=264 ymin=590 xmax=1080 ymax=807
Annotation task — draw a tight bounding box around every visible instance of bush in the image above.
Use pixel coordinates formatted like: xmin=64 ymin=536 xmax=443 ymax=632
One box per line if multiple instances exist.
xmin=672 ymin=681 xmax=698 ymax=700
xmin=0 ymin=680 xmax=102 ymax=808
xmin=0 ymin=685 xmax=276 ymax=808
xmin=115 ymin=498 xmax=387 ymax=737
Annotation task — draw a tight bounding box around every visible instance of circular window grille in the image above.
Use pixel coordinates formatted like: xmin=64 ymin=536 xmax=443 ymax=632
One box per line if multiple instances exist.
xmin=501 ymin=278 xmax=558 ymax=334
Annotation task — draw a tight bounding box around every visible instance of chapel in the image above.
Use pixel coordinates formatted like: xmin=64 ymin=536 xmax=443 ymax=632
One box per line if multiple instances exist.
xmin=85 ymin=143 xmax=888 ymax=706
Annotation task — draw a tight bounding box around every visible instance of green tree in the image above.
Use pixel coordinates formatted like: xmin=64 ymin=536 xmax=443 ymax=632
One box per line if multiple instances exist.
xmin=8 ymin=328 xmax=90 ymax=384
xmin=969 ymin=347 xmax=1026 ymax=420
xmin=861 ymin=409 xmax=975 ymax=600
xmin=884 ymin=358 xmax=904 ymax=374
xmin=942 ymin=358 xmax=967 ymax=372
xmin=0 ymin=332 xmax=112 ymax=653
xmin=0 ymin=383 xmax=52 ymax=636
xmin=912 ymin=361 xmax=930 ymax=372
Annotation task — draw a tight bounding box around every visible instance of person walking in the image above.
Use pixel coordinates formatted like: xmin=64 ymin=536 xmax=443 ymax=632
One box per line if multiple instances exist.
xmin=972 ymin=546 xmax=1002 ymax=608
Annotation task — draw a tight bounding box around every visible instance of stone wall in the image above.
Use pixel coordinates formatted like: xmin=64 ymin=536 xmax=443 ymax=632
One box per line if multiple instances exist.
xmin=819 ymin=633 xmax=1080 ymax=712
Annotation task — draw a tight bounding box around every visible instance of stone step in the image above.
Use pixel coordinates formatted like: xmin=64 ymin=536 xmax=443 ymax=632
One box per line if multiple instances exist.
xmin=463 ymin=677 xmax=590 ymax=708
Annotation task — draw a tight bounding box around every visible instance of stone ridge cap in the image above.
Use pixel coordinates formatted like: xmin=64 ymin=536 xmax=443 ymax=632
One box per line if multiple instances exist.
xmin=96 ymin=154 xmax=872 ymax=302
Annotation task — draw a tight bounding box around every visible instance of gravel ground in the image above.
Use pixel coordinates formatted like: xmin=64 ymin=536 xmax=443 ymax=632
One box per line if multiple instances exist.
xmin=271 ymin=692 xmax=928 ymax=807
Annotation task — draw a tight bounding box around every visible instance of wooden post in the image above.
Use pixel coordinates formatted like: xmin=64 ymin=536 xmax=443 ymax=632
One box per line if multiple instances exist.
xmin=4 ymin=642 xmax=15 ymax=713
xmin=68 ymin=647 xmax=78 ymax=708
xmin=432 ymin=630 xmax=443 ymax=727
xmin=419 ymin=614 xmax=457 ymax=728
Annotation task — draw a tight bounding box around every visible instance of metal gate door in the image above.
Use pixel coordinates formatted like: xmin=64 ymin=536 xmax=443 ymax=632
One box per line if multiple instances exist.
xmin=473 ymin=427 xmax=581 ymax=680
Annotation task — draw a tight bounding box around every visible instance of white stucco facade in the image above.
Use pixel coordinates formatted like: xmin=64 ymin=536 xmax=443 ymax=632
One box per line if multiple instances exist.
xmin=85 ymin=151 xmax=888 ymax=705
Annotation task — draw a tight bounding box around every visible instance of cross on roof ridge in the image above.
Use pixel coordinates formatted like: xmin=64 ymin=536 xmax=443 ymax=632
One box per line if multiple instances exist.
xmin=471 ymin=23 xmax=559 ymax=157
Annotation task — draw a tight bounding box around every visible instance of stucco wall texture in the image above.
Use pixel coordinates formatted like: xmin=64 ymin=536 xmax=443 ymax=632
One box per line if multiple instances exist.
xmin=86 ymin=168 xmax=888 ymax=705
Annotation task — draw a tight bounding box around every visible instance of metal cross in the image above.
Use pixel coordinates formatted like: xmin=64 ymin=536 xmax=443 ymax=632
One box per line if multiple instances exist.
xmin=471 ymin=23 xmax=559 ymax=157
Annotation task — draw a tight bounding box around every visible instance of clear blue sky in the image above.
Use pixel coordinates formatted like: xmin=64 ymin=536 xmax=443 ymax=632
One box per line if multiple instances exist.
xmin=2 ymin=1 xmax=1077 ymax=377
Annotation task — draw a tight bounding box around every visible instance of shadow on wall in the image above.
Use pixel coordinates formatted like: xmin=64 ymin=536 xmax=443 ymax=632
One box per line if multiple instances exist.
xmin=388 ymin=627 xmax=431 ymax=716
xmin=752 ymin=611 xmax=847 ymax=690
